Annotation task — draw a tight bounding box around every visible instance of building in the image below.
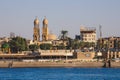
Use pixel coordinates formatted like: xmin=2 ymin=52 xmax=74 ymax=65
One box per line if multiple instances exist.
xmin=75 ymin=35 xmax=81 ymax=40
xmin=0 ymin=37 xmax=11 ymax=53
xmin=97 ymin=37 xmax=120 ymax=50
xmin=80 ymin=27 xmax=96 ymax=43
xmin=32 ymin=17 xmax=57 ymax=46
xmin=33 ymin=17 xmax=40 ymax=42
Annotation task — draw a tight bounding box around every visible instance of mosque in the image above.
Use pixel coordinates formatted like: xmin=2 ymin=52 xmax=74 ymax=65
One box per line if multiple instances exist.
xmin=32 ymin=17 xmax=57 ymax=45
xmin=31 ymin=17 xmax=74 ymax=59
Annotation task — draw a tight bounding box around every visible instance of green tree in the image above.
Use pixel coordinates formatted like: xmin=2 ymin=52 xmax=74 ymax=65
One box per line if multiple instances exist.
xmin=29 ymin=44 xmax=39 ymax=51
xmin=71 ymin=40 xmax=96 ymax=50
xmin=66 ymin=38 xmax=73 ymax=49
xmin=57 ymin=43 xmax=66 ymax=50
xmin=40 ymin=43 xmax=52 ymax=50
xmin=1 ymin=42 xmax=10 ymax=53
xmin=72 ymin=39 xmax=80 ymax=49
xmin=9 ymin=37 xmax=28 ymax=53
xmin=1 ymin=42 xmax=10 ymax=49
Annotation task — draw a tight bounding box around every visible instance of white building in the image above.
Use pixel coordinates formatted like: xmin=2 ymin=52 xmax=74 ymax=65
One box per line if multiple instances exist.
xmin=80 ymin=27 xmax=96 ymax=43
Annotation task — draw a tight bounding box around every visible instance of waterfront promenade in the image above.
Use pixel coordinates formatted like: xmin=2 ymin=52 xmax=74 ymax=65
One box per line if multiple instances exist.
xmin=0 ymin=51 xmax=120 ymax=68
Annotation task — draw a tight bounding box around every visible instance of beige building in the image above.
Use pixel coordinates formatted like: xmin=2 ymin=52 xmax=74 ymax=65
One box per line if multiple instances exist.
xmin=80 ymin=27 xmax=96 ymax=43
xmin=97 ymin=37 xmax=120 ymax=49
xmin=107 ymin=51 xmax=120 ymax=59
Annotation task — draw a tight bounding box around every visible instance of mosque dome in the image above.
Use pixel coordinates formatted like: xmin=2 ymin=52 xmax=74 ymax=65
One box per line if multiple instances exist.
xmin=48 ymin=33 xmax=57 ymax=40
xmin=43 ymin=17 xmax=48 ymax=24
xmin=34 ymin=18 xmax=39 ymax=25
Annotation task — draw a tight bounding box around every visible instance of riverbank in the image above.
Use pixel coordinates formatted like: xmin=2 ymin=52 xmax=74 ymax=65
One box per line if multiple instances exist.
xmin=0 ymin=60 xmax=120 ymax=68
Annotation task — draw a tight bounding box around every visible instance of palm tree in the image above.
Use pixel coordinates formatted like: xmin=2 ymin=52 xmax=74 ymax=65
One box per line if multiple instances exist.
xmin=61 ymin=30 xmax=68 ymax=40
xmin=58 ymin=30 xmax=69 ymax=49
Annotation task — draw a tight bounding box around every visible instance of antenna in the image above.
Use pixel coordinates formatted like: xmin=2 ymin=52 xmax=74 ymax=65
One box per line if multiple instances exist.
xmin=99 ymin=25 xmax=102 ymax=39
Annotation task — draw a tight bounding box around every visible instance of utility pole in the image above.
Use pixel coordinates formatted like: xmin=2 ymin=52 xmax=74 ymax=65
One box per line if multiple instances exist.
xmin=99 ymin=25 xmax=102 ymax=39
xmin=97 ymin=25 xmax=103 ymax=61
xmin=99 ymin=25 xmax=102 ymax=50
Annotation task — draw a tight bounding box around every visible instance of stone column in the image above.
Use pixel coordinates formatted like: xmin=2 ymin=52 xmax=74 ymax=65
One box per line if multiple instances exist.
xmin=119 ymin=52 xmax=120 ymax=58
xmin=116 ymin=51 xmax=119 ymax=58
xmin=111 ymin=51 xmax=113 ymax=59
xmin=114 ymin=52 xmax=117 ymax=59
xmin=107 ymin=51 xmax=109 ymax=59
xmin=8 ymin=48 xmax=11 ymax=54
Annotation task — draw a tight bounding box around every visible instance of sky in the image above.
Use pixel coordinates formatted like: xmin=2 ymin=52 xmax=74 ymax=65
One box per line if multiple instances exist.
xmin=0 ymin=0 xmax=120 ymax=40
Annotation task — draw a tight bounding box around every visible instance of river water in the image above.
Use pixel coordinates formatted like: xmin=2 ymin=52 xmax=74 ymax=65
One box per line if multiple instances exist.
xmin=0 ymin=68 xmax=120 ymax=80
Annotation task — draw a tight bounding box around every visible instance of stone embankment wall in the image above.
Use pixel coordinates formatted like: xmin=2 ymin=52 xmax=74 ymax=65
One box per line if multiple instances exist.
xmin=0 ymin=60 xmax=120 ymax=68
xmin=75 ymin=52 xmax=95 ymax=61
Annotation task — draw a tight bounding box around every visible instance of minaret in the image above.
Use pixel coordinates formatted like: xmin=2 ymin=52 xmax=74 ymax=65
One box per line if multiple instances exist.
xmin=42 ymin=17 xmax=49 ymax=41
xmin=33 ymin=17 xmax=40 ymax=42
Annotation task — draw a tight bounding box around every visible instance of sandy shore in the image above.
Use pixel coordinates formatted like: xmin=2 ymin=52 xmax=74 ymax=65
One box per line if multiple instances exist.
xmin=0 ymin=60 xmax=120 ymax=68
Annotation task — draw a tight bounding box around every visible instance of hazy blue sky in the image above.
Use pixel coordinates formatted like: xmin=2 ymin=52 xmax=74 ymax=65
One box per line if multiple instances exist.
xmin=0 ymin=0 xmax=120 ymax=40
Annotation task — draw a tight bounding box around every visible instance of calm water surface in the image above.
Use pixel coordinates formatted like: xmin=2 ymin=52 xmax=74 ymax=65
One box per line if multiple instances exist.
xmin=0 ymin=68 xmax=120 ymax=80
